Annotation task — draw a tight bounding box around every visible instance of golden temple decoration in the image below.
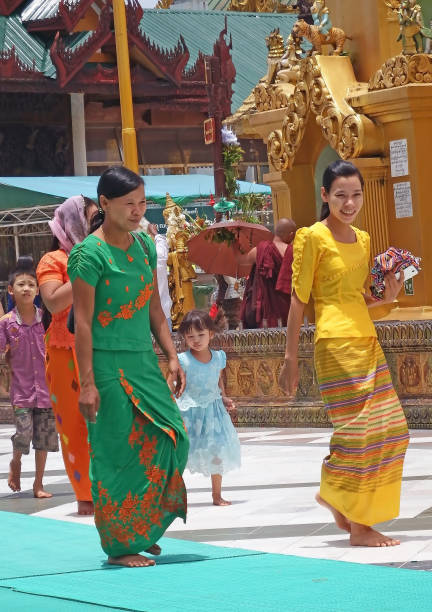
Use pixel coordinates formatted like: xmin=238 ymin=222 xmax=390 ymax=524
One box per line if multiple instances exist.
xmin=163 ymin=193 xmax=196 ymax=330
xmin=228 ymin=0 xmax=296 ymax=12
xmin=384 ymin=1 xmax=432 ymax=55
xmin=369 ymin=53 xmax=432 ymax=90
xmin=255 ymin=32 xmax=382 ymax=168
xmin=154 ymin=0 xmax=174 ymax=8
xmin=291 ymin=1 xmax=350 ymax=57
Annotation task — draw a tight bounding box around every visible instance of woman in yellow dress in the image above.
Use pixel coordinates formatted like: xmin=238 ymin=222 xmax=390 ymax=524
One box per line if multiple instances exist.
xmin=279 ymin=160 xmax=409 ymax=547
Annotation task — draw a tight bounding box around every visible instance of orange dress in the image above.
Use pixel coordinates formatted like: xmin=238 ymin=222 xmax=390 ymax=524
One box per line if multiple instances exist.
xmin=37 ymin=250 xmax=92 ymax=502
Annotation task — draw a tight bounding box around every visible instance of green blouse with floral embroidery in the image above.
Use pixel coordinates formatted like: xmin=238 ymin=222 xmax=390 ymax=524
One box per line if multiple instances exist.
xmin=68 ymin=232 xmax=157 ymax=352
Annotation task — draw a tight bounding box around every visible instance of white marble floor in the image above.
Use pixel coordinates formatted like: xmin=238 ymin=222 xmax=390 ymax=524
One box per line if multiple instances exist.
xmin=1 ymin=425 xmax=431 ymax=569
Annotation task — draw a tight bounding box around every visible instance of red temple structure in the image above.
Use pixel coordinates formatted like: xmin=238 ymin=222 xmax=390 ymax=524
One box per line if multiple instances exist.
xmin=0 ymin=0 xmax=236 ymax=177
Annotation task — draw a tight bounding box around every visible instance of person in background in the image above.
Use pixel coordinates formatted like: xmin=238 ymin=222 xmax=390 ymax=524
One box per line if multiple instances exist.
xmin=237 ymin=218 xmax=296 ymax=329
xmin=147 ymin=223 xmax=173 ymax=330
xmin=36 ymin=195 xmax=97 ymax=515
xmin=0 ymin=256 xmax=58 ymax=498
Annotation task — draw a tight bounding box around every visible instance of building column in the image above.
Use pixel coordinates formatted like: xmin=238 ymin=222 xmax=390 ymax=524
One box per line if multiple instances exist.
xmin=352 ymin=157 xmax=390 ymax=261
xmin=354 ymin=84 xmax=432 ymax=309
xmin=70 ymin=93 xmax=87 ymax=176
xmin=264 ymin=164 xmax=317 ymax=228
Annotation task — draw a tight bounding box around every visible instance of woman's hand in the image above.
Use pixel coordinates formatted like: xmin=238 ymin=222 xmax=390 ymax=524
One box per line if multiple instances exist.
xmin=278 ymin=356 xmax=299 ymax=399
xmin=382 ymin=271 xmax=404 ymax=304
xmin=79 ymin=382 xmax=100 ymax=424
xmin=222 ymin=395 xmax=236 ymax=412
xmin=167 ymin=357 xmax=186 ymax=398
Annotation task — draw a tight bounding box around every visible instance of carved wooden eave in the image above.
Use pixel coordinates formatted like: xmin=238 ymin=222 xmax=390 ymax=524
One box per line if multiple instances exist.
xmin=50 ymin=3 xmax=113 ymax=87
xmin=125 ymin=0 xmax=190 ymax=86
xmin=368 ymin=53 xmax=432 ymax=91
xmin=23 ymin=0 xmax=95 ymax=33
xmin=259 ymin=55 xmax=385 ymax=171
xmin=0 ymin=0 xmax=22 ymax=16
xmin=0 ymin=47 xmax=45 ymax=79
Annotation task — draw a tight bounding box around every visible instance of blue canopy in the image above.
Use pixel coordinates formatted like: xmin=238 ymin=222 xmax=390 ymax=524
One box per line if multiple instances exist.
xmin=0 ymin=175 xmax=271 ymax=210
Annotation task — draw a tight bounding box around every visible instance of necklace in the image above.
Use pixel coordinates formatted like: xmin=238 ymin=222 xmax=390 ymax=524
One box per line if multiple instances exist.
xmin=101 ymin=226 xmax=132 ymax=251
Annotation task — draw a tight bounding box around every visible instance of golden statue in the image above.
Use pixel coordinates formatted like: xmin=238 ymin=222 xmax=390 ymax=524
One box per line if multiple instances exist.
xmin=163 ymin=193 xmax=196 ymax=330
xmin=385 ymin=0 xmax=432 ymax=54
xmin=292 ymin=1 xmax=351 ymax=55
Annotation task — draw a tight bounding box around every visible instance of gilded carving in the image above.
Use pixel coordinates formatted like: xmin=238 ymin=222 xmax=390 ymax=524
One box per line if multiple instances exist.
xmin=257 ymin=33 xmax=368 ymax=168
xmin=150 ymin=321 xmax=432 ymax=428
xmin=369 ymin=53 xmax=432 ymax=90
xmin=297 ymin=360 xmax=315 ymax=397
xmin=256 ymin=361 xmax=275 ymax=395
xmin=399 ymin=354 xmax=421 ymax=390
xmin=237 ymin=360 xmax=255 ymax=396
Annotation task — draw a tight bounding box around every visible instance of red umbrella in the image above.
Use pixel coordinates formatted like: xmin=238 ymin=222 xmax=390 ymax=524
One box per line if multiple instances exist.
xmin=187 ymin=221 xmax=273 ymax=277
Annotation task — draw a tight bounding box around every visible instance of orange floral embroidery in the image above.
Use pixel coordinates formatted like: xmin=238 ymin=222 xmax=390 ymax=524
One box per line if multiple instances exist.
xmin=140 ymin=484 xmax=159 ymax=509
xmin=132 ymin=517 xmax=151 ymax=539
xmin=105 ymin=279 xmax=110 ymax=285
xmin=139 ymin=435 xmax=158 ymax=467
xmin=118 ymin=491 xmax=140 ymax=524
xmin=127 ymin=254 xmax=134 ymax=262
xmin=146 ymin=465 xmax=167 ymax=486
xmin=114 ymin=301 xmax=135 ymax=320
xmin=134 ymin=283 xmax=154 ymax=310
xmin=97 ymin=310 xmax=113 ymax=328
xmin=149 ymin=508 xmax=164 ymax=527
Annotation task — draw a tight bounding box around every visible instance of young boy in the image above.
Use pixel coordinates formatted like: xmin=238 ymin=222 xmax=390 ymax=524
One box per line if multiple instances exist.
xmin=0 ymin=256 xmax=58 ymax=498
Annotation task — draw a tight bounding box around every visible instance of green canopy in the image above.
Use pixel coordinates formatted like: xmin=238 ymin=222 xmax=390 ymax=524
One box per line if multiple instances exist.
xmin=0 ymin=175 xmax=271 ymax=211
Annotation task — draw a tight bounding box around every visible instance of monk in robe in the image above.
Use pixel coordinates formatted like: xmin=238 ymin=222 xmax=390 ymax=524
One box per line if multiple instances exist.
xmin=238 ymin=218 xmax=296 ymax=329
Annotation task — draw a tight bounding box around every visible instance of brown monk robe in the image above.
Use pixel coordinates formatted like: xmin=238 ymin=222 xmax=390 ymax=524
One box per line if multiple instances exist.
xmin=238 ymin=218 xmax=296 ymax=329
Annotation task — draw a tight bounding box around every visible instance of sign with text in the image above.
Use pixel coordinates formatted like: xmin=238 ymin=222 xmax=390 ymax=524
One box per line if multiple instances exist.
xmin=404 ymin=277 xmax=414 ymax=296
xmin=203 ymin=118 xmax=216 ymax=145
xmin=390 ymin=139 xmax=409 ymax=177
xmin=393 ymin=181 xmax=413 ymax=219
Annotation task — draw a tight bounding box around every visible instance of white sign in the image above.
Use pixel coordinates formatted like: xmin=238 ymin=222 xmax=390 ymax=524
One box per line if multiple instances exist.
xmin=393 ymin=181 xmax=413 ymax=219
xmin=390 ymin=139 xmax=409 ymax=177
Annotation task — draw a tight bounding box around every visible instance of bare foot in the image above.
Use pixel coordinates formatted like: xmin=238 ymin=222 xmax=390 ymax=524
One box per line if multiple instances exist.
xmin=315 ymin=493 xmax=351 ymax=532
xmin=350 ymin=524 xmax=400 ymax=547
xmin=108 ymin=554 xmax=156 ymax=567
xmin=77 ymin=500 xmax=94 ymax=515
xmin=213 ymin=497 xmax=232 ymax=506
xmin=33 ymin=484 xmax=53 ymax=499
xmin=146 ymin=543 xmax=162 ymax=556
xmin=8 ymin=459 xmax=21 ymax=492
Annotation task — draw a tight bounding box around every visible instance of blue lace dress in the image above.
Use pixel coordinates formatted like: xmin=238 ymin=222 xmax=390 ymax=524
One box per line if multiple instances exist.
xmin=176 ymin=350 xmax=241 ymax=476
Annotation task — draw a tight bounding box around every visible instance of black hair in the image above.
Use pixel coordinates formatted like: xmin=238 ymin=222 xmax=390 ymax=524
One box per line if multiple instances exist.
xmin=178 ymin=310 xmax=218 ymax=337
xmin=90 ymin=166 xmax=145 ymax=233
xmin=8 ymin=255 xmax=37 ymax=286
xmin=320 ymin=160 xmax=364 ymax=220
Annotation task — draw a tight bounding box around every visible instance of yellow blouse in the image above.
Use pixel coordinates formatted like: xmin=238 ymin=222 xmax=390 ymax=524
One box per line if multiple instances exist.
xmin=292 ymin=222 xmax=376 ymax=341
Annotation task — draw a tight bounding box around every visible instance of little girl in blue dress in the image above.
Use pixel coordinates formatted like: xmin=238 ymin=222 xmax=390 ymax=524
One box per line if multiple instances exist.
xmin=177 ymin=310 xmax=241 ymax=506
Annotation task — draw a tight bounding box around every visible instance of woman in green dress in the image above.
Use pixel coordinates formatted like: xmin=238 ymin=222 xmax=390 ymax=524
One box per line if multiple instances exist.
xmin=68 ymin=167 xmax=189 ymax=568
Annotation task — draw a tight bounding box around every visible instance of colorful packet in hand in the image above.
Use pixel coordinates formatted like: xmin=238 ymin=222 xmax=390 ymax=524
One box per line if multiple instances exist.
xmin=370 ymin=247 xmax=421 ymax=299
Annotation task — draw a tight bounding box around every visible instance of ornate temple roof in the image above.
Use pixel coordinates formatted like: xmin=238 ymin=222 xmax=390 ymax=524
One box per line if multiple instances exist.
xmin=0 ymin=14 xmax=55 ymax=77
xmin=0 ymin=3 xmax=296 ymax=113
xmin=21 ymin=0 xmax=94 ymax=31
xmin=141 ymin=10 xmax=297 ymax=111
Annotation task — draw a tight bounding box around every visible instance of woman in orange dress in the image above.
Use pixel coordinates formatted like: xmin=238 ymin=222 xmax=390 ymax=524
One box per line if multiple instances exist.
xmin=37 ymin=196 xmax=97 ymax=515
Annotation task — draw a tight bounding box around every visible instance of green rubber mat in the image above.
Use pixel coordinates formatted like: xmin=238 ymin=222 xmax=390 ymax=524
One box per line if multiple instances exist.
xmin=1 ymin=512 xmax=432 ymax=611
